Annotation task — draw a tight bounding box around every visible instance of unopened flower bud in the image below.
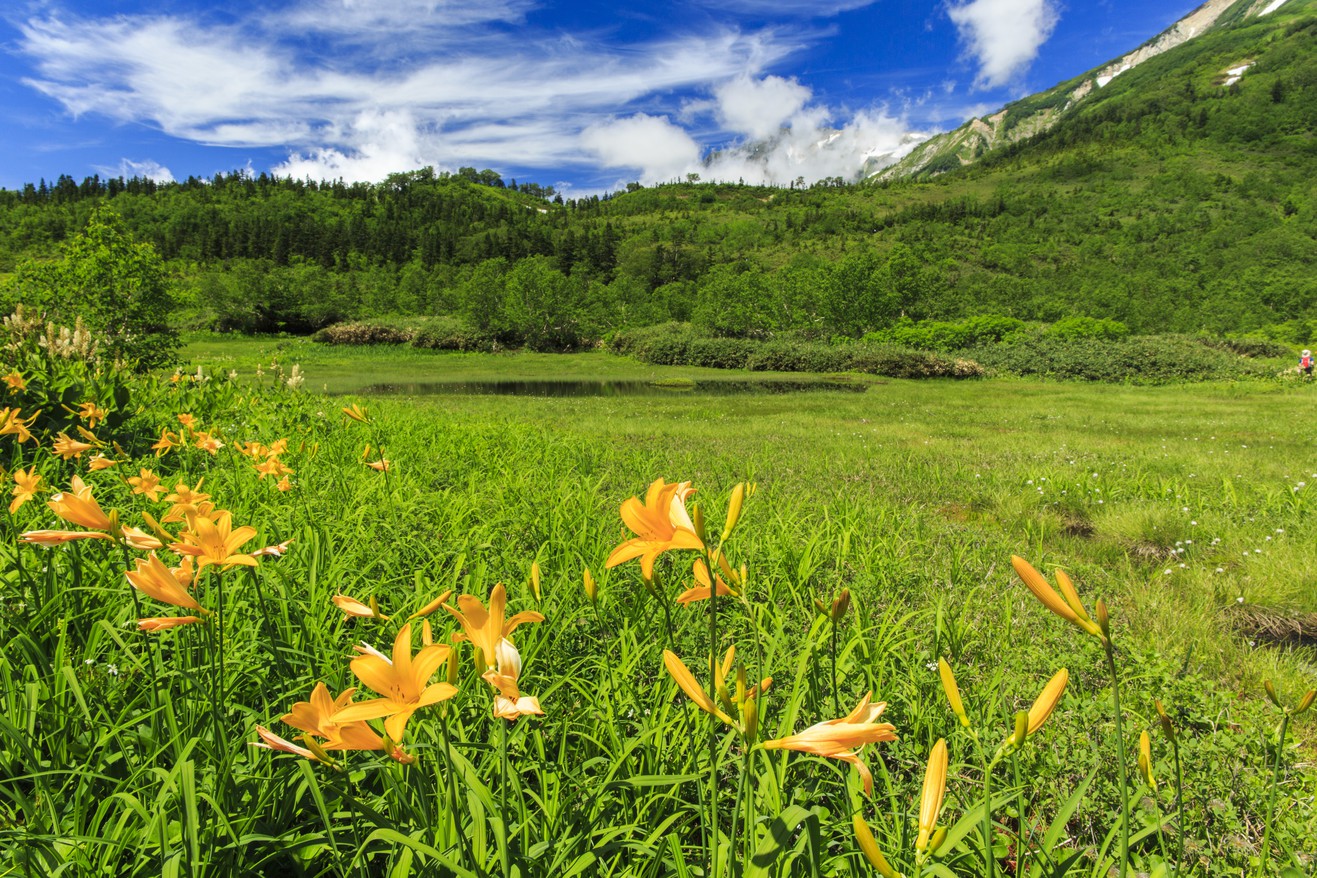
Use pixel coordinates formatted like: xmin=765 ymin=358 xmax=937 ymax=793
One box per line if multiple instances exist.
xmin=530 ymin=562 xmax=542 ymax=602
xmin=1296 ymin=690 xmax=1315 ymax=715
xmin=830 ymin=588 xmax=851 ymax=622
xmin=1264 ymin=680 xmax=1282 ymax=708
xmin=721 ymin=482 xmax=745 ymax=541
xmin=583 ymin=567 xmax=597 ymax=604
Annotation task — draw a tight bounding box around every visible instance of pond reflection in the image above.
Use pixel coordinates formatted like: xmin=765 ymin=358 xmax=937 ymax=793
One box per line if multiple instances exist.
xmin=354 ymin=379 xmax=869 ymax=397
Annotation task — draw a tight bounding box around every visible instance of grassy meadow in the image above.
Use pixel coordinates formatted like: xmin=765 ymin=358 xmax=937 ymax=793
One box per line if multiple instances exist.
xmin=2 ymin=334 xmax=1315 ymax=877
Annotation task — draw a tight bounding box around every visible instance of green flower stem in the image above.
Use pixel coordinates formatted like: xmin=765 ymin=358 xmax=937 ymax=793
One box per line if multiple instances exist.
xmin=1260 ymin=712 xmax=1292 ymax=869
xmin=1104 ymin=643 xmax=1131 ymax=878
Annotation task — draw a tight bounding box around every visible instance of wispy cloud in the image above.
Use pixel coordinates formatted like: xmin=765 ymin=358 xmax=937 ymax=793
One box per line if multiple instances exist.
xmin=947 ymin=0 xmax=1059 ymax=88
xmin=94 ymin=158 xmax=176 ymax=183
xmin=16 ymin=1 xmax=932 ymax=187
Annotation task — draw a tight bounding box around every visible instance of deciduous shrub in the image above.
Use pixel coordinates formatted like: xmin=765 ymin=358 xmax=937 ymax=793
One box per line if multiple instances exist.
xmin=312 ymin=323 xmax=414 ymax=346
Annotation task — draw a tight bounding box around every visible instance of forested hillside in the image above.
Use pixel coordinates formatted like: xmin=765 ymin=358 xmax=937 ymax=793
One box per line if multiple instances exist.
xmin=1 ymin=9 xmax=1313 ymax=347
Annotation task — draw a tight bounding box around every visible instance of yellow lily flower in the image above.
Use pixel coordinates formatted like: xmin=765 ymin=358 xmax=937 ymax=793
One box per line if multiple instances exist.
xmin=281 ymin=682 xmax=387 ymax=752
xmin=0 ymin=408 xmax=36 ymax=444
xmin=2 ymin=371 xmax=25 ymax=391
xmin=126 ymin=553 xmax=206 ymax=612
xmin=333 ymin=594 xmax=389 ymax=619
xmin=605 ymin=478 xmax=704 ymax=580
xmin=127 ymin=469 xmax=162 ymax=501
xmin=762 ymin=691 xmax=897 ymax=795
xmin=482 ymin=639 xmax=545 ymax=721
xmin=1001 ymin=668 xmax=1069 ymax=751
xmin=443 ymin=583 xmax=545 ymax=667
xmin=52 ymin=433 xmax=94 ymax=460
xmin=151 ymin=429 xmax=180 ymax=455
xmin=676 ymin=556 xmax=738 ymax=604
xmin=333 ymin=623 xmax=458 ymax=741
xmin=139 ymin=615 xmax=205 ymax=631
xmin=171 ymin=510 xmax=258 ymax=570
xmin=10 ymin=467 xmax=41 ymax=514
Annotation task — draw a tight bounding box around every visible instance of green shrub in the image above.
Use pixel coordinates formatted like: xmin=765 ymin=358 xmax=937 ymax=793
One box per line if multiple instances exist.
xmin=968 ymin=334 xmax=1266 ymax=383
xmin=312 ymin=322 xmax=414 ymax=346
xmin=1046 ymin=316 xmax=1131 ymax=341
xmin=746 ymin=341 xmax=853 ymax=373
xmin=864 ymin=315 xmax=1028 ymax=352
xmin=1197 ymin=336 xmax=1293 ymax=359
xmin=410 ymin=316 xmax=497 ymax=352
xmin=849 ymin=344 xmax=985 ymax=378
xmin=685 ymin=337 xmax=756 ymax=369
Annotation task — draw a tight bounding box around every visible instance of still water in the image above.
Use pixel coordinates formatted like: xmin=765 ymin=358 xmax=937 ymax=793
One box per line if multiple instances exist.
xmin=356 ymin=379 xmax=869 ymax=397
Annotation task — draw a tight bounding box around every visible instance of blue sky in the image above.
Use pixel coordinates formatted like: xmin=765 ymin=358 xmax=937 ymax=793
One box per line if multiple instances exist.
xmin=0 ymin=0 xmax=1203 ymax=195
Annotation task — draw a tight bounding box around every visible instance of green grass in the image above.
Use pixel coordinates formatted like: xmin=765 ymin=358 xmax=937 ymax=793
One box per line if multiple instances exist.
xmin=3 ymin=338 xmax=1315 ymax=876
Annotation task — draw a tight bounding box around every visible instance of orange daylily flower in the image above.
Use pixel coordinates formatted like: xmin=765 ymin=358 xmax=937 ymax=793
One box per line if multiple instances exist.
xmin=442 ymin=583 xmax=545 ymax=667
xmin=276 ymin=475 xmax=293 ymax=492
xmin=482 ymin=639 xmax=544 ymax=722
xmin=20 ymin=526 xmax=161 ymax=550
xmin=1 ymin=408 xmax=36 ymax=444
xmin=126 ymin=553 xmax=205 ymax=612
xmin=255 ymin=457 xmax=293 ymax=479
xmin=139 ymin=615 xmax=205 ymax=631
xmin=52 ymin=434 xmax=94 ymax=460
xmin=332 ymin=594 xmax=389 ymax=619
xmin=194 ymin=432 xmax=224 ymax=454
xmin=365 ymin=458 xmax=390 ymax=472
xmin=171 ymin=510 xmax=258 ymax=570
xmin=48 ymin=476 xmax=112 ymax=530
xmin=10 ymin=467 xmax=41 ymax=514
xmin=76 ymin=401 xmax=107 ymax=428
xmin=762 ymin=692 xmax=897 ymax=796
xmin=127 ymin=469 xmax=162 ymax=501
xmin=676 ymin=556 xmax=739 ymax=604
xmin=177 ymin=413 xmax=196 ymax=430
xmin=152 ymin=429 xmax=180 ymax=455
xmin=333 ymin=623 xmax=458 ymax=741
xmin=88 ymin=454 xmax=117 ymax=471
xmin=605 ymin=478 xmax=703 ymax=580
xmin=342 ymin=404 xmax=370 ymax=424
xmin=2 ymin=371 xmax=25 ymax=391
xmin=281 ymin=682 xmax=387 ymax=752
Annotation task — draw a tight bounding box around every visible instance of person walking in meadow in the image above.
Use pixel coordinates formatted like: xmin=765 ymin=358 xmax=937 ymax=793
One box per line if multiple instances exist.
xmin=1302 ymin=349 xmax=1313 ymax=378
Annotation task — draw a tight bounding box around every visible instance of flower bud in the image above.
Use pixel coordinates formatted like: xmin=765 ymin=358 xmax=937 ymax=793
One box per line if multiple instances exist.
xmin=1095 ymin=598 xmax=1111 ymax=641
xmin=1011 ymin=710 xmax=1029 ymax=750
xmin=1138 ymin=730 xmax=1156 ymax=791
xmin=830 ymin=588 xmax=851 ymax=623
xmin=741 ymin=697 xmax=758 ymax=743
xmin=721 ymin=483 xmax=745 ymax=541
xmin=813 ymin=597 xmax=828 ymax=616
xmin=938 ymin=658 xmax=970 ymax=728
xmin=583 ymin=567 xmax=597 ymax=604
xmin=929 ymin=826 xmax=948 ymax=855
xmin=1264 ymin=679 xmax=1282 ymax=708
xmin=530 ymin=562 xmax=542 ymax=602
xmin=301 ymin=735 xmax=336 ymax=766
xmin=692 ymin=503 xmax=706 ymax=544
xmin=1154 ymin=700 xmax=1176 ymax=741
xmin=446 ymin=648 xmax=460 ymax=686
xmin=1297 ymin=690 xmax=1316 ymax=716
xmin=852 ymin=815 xmax=900 ymax=878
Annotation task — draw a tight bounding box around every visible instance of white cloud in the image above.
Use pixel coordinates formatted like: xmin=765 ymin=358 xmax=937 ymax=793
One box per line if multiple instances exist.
xmin=714 ymin=75 xmax=810 ymax=140
xmin=17 ymin=6 xmax=934 ymax=188
xmin=580 ymin=115 xmax=703 ymax=182
xmin=704 ymin=0 xmax=879 ymax=14
xmin=583 ymin=77 xmax=925 ymax=188
xmin=947 ymin=0 xmax=1059 ymax=88
xmin=95 ymin=158 xmax=176 ymax=183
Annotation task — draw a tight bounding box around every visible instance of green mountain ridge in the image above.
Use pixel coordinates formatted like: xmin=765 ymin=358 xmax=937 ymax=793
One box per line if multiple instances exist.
xmin=877 ymin=0 xmax=1307 ymax=180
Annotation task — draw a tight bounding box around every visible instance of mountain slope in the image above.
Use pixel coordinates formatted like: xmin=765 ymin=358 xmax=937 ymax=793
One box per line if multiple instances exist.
xmin=876 ymin=0 xmax=1309 ymax=180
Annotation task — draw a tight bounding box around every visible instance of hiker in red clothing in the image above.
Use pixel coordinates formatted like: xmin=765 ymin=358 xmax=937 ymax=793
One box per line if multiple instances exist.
xmin=1302 ymin=349 xmax=1313 ymax=378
